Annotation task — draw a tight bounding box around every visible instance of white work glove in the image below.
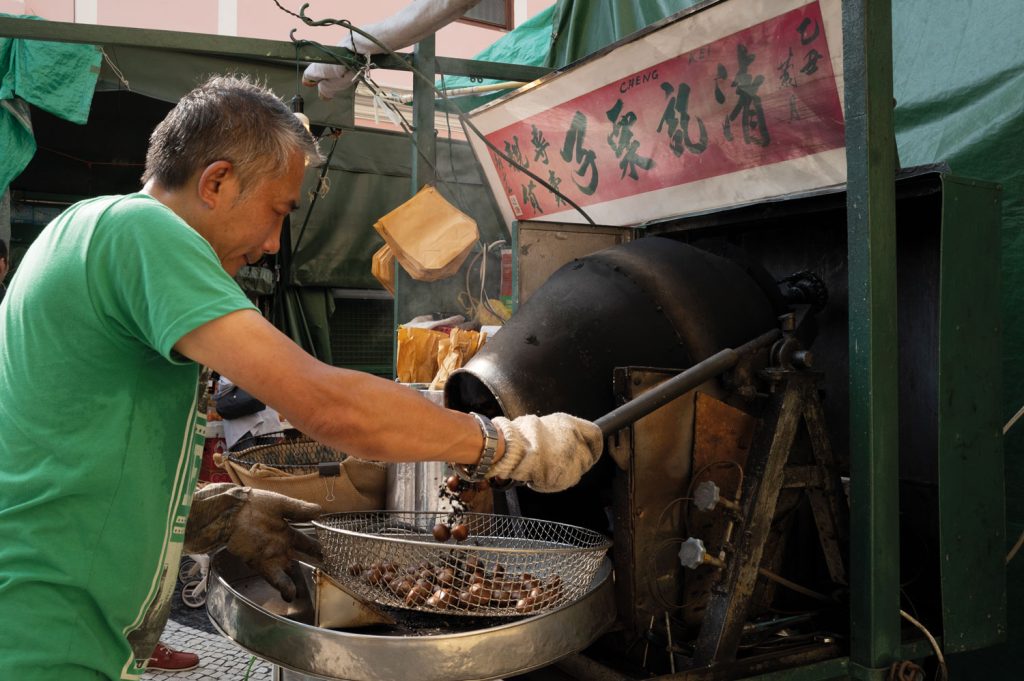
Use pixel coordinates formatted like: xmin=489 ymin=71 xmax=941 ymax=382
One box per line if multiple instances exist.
xmin=184 ymin=483 xmax=322 ymax=601
xmin=487 ymin=413 xmax=604 ymax=493
xmin=301 ymin=0 xmax=482 ymax=100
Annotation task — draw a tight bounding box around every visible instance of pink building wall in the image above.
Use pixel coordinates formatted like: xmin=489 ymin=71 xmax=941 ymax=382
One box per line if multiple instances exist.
xmin=2 ymin=0 xmax=554 ymax=129
xmin=3 ymin=1 xmax=555 ymax=67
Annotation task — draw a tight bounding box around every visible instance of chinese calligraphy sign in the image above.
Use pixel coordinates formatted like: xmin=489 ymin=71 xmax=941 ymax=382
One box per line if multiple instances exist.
xmin=469 ymin=0 xmax=845 ymax=226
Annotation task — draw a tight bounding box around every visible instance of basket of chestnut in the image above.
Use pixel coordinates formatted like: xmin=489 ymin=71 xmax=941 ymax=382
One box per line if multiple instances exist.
xmin=312 ymin=509 xmax=611 ymax=617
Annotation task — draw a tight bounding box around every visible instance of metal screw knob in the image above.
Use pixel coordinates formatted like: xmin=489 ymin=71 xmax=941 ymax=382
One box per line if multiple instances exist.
xmin=678 ymin=537 xmax=709 ymax=570
xmin=693 ymin=480 xmax=722 ymax=512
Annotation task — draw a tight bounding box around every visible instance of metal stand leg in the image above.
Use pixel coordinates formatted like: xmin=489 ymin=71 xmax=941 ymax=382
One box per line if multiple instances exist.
xmin=692 ymin=370 xmax=848 ymax=666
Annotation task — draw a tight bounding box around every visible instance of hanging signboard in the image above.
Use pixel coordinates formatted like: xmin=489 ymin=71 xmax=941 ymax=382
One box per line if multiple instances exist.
xmin=465 ymin=0 xmax=845 ymax=228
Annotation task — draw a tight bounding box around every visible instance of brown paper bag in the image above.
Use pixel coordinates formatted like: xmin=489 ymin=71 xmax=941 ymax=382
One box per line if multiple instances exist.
xmin=371 ymin=244 xmax=395 ymax=295
xmin=396 ymin=326 xmax=448 ymax=383
xmin=429 ymin=328 xmax=487 ymax=390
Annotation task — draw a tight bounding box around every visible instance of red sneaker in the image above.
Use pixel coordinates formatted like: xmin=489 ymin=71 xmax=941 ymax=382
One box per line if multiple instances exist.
xmin=146 ymin=642 xmax=200 ymax=672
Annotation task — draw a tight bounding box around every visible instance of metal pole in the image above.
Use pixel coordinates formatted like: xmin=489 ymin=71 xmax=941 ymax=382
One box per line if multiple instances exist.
xmin=411 ymin=35 xmax=437 ymax=191
xmin=843 ymin=1 xmax=901 ymax=678
xmin=594 ymin=329 xmax=780 ymax=436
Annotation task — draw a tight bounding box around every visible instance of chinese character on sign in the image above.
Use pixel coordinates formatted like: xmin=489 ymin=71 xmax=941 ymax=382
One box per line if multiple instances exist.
xmin=657 ymin=81 xmax=708 ymax=156
xmin=503 ymin=136 xmax=529 ymax=170
xmin=559 ymin=111 xmax=600 ymax=195
xmin=797 ymin=16 xmax=822 ymax=75
xmin=548 ymin=170 xmax=566 ymax=206
xmin=718 ymin=44 xmax=770 ymax=147
xmin=522 ymin=180 xmax=542 ymax=212
xmin=801 ymin=49 xmax=822 ymax=76
xmin=778 ymin=48 xmax=797 ymax=88
xmin=797 ymin=17 xmax=820 ymax=45
xmin=605 ymin=99 xmax=655 ymax=180
xmin=531 ymin=124 xmax=551 ymax=165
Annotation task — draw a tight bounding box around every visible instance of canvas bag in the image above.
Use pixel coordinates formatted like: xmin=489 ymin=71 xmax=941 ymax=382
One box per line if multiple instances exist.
xmin=214 ymin=440 xmax=387 ymax=513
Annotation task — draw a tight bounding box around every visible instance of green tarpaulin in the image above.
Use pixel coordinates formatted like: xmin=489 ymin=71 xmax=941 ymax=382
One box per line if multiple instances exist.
xmin=435 ymin=5 xmax=555 ymax=112
xmin=0 ymin=14 xmax=102 ymax=191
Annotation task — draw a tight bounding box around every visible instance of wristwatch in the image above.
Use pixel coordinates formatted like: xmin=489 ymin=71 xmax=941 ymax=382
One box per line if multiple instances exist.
xmin=453 ymin=412 xmax=499 ymax=482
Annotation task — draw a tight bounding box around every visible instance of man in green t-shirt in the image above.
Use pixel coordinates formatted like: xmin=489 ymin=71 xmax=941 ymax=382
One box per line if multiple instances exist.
xmin=0 ymin=75 xmax=604 ymax=680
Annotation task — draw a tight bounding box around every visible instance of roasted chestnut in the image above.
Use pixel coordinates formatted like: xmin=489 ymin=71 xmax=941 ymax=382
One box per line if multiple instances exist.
xmin=428 ymin=588 xmax=457 ymax=610
xmin=467 ymin=583 xmax=491 ymax=605
xmin=522 ymin=577 xmax=541 ymax=592
xmin=405 ymin=584 xmax=430 ymax=606
xmin=515 ymin=595 xmax=538 ymax=613
xmin=366 ymin=564 xmax=385 ymax=586
xmin=436 ymin=567 xmax=456 ymax=587
xmin=492 ymin=589 xmax=513 ymax=607
xmin=451 ymin=523 xmax=469 ymax=542
xmin=389 ymin=578 xmax=414 ymax=598
xmin=458 ymin=590 xmax=476 ymax=609
xmin=432 ymin=523 xmax=451 ymax=542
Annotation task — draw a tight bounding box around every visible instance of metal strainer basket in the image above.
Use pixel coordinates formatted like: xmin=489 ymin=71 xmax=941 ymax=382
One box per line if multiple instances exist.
xmin=313 ymin=511 xmax=612 ymax=617
xmin=227 ymin=430 xmax=347 ymax=474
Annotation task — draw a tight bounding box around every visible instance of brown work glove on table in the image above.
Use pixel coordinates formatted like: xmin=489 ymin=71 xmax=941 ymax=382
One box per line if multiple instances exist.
xmin=185 ymin=483 xmax=322 ymax=601
xmin=487 ymin=413 xmax=604 ymax=492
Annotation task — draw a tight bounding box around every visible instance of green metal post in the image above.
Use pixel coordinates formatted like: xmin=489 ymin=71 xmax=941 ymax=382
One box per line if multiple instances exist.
xmin=411 ymin=35 xmax=437 ymax=191
xmin=843 ymin=1 xmax=901 ymax=679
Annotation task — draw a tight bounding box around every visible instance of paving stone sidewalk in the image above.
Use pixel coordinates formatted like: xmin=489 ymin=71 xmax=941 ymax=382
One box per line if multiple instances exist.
xmin=145 ymin=570 xmax=273 ymax=680
xmin=142 ymin=618 xmax=273 ymax=680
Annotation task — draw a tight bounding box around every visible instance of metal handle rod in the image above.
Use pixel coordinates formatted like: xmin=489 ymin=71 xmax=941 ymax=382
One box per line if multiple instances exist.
xmin=594 ymin=328 xmax=781 ymax=437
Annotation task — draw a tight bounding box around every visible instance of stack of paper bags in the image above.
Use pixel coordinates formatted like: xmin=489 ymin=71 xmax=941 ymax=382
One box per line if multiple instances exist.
xmin=373 ymin=185 xmax=478 ymax=282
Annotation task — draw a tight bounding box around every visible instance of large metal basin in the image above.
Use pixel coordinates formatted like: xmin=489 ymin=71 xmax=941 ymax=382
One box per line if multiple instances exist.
xmin=206 ymin=551 xmax=616 ymax=681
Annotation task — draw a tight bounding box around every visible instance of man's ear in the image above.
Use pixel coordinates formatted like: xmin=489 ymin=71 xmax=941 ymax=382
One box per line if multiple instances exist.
xmin=197 ymin=160 xmax=235 ymax=209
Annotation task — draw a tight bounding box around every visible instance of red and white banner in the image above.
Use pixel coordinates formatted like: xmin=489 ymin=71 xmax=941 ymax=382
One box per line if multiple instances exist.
xmin=466 ymin=0 xmax=845 ymax=227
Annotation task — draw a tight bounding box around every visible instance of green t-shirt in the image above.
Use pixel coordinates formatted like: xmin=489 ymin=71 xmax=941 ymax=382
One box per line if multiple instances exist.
xmin=0 ymin=194 xmax=256 ymax=680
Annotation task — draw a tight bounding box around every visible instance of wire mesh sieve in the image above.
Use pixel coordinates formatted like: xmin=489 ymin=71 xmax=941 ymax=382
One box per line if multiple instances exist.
xmin=227 ymin=430 xmax=347 ymax=474
xmin=314 ymin=511 xmax=612 ymax=617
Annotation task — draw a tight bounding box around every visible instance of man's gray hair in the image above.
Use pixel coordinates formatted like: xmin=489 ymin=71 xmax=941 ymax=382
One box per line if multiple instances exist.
xmin=143 ymin=74 xmax=324 ymax=194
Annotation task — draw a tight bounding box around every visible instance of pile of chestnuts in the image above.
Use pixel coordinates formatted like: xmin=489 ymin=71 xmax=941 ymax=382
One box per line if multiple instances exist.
xmin=347 ymin=554 xmax=564 ymax=614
